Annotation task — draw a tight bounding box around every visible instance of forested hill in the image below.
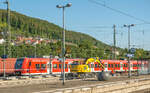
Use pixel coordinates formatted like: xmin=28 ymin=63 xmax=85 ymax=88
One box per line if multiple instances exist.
xmin=0 ymin=9 xmax=125 ymax=58
xmin=0 ymin=9 xmax=110 ymax=47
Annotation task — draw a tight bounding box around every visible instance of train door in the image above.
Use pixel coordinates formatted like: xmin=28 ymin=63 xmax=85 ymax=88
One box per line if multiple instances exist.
xmin=94 ymin=62 xmax=100 ymax=72
xmin=120 ymin=62 xmax=123 ymax=71
xmin=47 ymin=59 xmax=52 ymax=74
xmin=104 ymin=61 xmax=108 ymax=72
xmin=114 ymin=62 xmax=120 ymax=71
xmin=130 ymin=62 xmax=133 ymax=71
xmin=91 ymin=62 xmax=94 ymax=72
xmin=65 ymin=61 xmax=69 ymax=73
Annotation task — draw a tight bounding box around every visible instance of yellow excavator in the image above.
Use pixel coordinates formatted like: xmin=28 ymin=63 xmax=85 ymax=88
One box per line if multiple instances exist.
xmin=69 ymin=57 xmax=108 ymax=80
xmin=69 ymin=57 xmax=110 ymax=81
xmin=70 ymin=57 xmax=105 ymax=73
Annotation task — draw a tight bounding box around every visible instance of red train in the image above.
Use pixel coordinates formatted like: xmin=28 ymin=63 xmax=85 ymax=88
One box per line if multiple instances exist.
xmin=0 ymin=58 xmax=149 ymax=76
xmin=0 ymin=58 xmax=17 ymax=75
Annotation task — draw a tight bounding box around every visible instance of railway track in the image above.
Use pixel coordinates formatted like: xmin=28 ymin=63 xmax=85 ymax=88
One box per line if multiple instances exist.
xmin=0 ymin=75 xmax=150 ymax=93
xmin=33 ymin=78 xmax=150 ymax=93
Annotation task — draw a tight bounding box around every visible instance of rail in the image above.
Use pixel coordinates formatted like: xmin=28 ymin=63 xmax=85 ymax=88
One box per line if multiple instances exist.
xmin=33 ymin=78 xmax=150 ymax=93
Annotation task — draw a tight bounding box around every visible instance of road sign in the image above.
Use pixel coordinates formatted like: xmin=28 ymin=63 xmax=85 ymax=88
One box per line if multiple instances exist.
xmin=130 ymin=48 xmax=136 ymax=54
xmin=126 ymin=54 xmax=134 ymax=58
xmin=1 ymin=55 xmax=8 ymax=59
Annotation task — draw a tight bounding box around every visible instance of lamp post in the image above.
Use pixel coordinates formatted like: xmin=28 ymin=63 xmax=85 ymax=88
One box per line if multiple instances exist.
xmin=0 ymin=0 xmax=11 ymax=58
xmin=0 ymin=0 xmax=10 ymax=79
xmin=56 ymin=3 xmax=72 ymax=85
xmin=124 ymin=24 xmax=134 ymax=78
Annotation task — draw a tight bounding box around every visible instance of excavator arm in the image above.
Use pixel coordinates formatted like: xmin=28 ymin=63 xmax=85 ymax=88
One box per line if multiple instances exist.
xmin=85 ymin=57 xmax=105 ymax=69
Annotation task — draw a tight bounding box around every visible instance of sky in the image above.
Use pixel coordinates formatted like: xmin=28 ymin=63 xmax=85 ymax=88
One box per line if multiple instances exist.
xmin=0 ymin=0 xmax=150 ymax=50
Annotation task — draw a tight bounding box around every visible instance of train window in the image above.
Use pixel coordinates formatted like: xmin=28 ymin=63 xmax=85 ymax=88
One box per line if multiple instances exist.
xmin=105 ymin=64 xmax=107 ymax=68
xmin=29 ymin=62 xmax=31 ymax=66
xmin=53 ymin=64 xmax=57 ymax=68
xmin=130 ymin=64 xmax=132 ymax=67
xmin=36 ymin=64 xmax=40 ymax=70
xmin=65 ymin=64 xmax=68 ymax=68
xmin=59 ymin=64 xmax=61 ymax=69
xmin=41 ymin=64 xmax=46 ymax=69
xmin=88 ymin=64 xmax=90 ymax=68
xmin=115 ymin=64 xmax=117 ymax=68
xmin=124 ymin=64 xmax=127 ymax=67
xmin=69 ymin=64 xmax=71 ymax=68
xmin=139 ymin=64 xmax=141 ymax=67
xmin=118 ymin=64 xmax=120 ymax=68
xmin=108 ymin=64 xmax=111 ymax=68
xmin=111 ymin=64 xmax=113 ymax=68
xmin=95 ymin=64 xmax=98 ymax=68
xmin=91 ymin=64 xmax=94 ymax=68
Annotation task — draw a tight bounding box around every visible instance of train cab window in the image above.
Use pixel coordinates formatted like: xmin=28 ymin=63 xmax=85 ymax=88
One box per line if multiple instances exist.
xmin=53 ymin=64 xmax=57 ymax=68
xmin=36 ymin=64 xmax=40 ymax=70
xmin=59 ymin=64 xmax=61 ymax=69
xmin=41 ymin=64 xmax=46 ymax=69
xmin=15 ymin=58 xmax=24 ymax=69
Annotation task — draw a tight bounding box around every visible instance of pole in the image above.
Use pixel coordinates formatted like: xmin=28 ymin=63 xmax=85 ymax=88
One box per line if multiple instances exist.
xmin=137 ymin=59 xmax=139 ymax=76
xmin=62 ymin=7 xmax=65 ymax=85
xmin=128 ymin=26 xmax=131 ymax=78
xmin=3 ymin=43 xmax=6 ymax=79
xmin=49 ymin=54 xmax=52 ymax=74
xmin=3 ymin=58 xmax=6 ymax=79
xmin=6 ymin=0 xmax=11 ymax=58
xmin=35 ymin=44 xmax=36 ymax=58
xmin=113 ymin=24 xmax=116 ymax=60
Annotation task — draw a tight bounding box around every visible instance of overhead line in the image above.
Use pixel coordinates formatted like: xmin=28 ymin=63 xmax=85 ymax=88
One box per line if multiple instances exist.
xmin=88 ymin=0 xmax=150 ymax=24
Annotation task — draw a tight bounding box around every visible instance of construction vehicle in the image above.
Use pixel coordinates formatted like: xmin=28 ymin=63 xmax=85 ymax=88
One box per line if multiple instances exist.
xmin=70 ymin=57 xmax=104 ymax=73
xmin=70 ymin=57 xmax=109 ymax=80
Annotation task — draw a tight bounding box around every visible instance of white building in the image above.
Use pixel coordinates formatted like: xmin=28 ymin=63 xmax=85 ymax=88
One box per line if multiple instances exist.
xmin=0 ymin=39 xmax=5 ymax=44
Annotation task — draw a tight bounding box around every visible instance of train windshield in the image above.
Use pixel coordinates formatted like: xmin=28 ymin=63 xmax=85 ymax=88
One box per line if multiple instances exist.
xmin=15 ymin=58 xmax=24 ymax=69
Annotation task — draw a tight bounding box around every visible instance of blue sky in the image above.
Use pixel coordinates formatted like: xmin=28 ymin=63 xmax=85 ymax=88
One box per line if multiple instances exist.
xmin=0 ymin=0 xmax=150 ymax=50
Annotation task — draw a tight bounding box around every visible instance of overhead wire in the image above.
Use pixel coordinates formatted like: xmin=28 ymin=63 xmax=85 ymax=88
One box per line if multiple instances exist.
xmin=88 ymin=0 xmax=150 ymax=24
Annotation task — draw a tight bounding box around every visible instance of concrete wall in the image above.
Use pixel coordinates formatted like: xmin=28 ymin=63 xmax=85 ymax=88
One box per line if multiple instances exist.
xmin=42 ymin=79 xmax=150 ymax=93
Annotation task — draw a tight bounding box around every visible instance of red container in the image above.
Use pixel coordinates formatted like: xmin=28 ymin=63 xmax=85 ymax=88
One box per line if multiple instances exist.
xmin=0 ymin=58 xmax=17 ymax=75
